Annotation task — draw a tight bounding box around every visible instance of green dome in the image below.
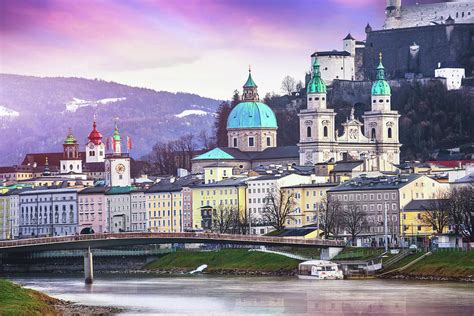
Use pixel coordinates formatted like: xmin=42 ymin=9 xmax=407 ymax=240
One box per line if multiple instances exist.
xmin=64 ymin=129 xmax=77 ymax=144
xmin=371 ymin=57 xmax=391 ymax=96
xmin=227 ymin=101 xmax=277 ymax=129
xmin=307 ymin=59 xmax=326 ymax=94
xmin=113 ymin=127 xmax=121 ymax=141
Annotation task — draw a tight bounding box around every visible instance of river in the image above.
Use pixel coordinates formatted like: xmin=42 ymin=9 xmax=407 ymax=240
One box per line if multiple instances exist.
xmin=9 ymin=275 xmax=474 ymax=315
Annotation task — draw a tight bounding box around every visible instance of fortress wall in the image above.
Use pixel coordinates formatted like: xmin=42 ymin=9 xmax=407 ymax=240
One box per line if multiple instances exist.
xmin=396 ymin=2 xmax=474 ymax=28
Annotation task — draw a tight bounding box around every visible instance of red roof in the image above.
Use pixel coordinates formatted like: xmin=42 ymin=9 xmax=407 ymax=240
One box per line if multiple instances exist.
xmin=88 ymin=120 xmax=103 ymax=145
xmin=21 ymin=152 xmax=86 ymax=167
xmin=427 ymin=160 xmax=474 ymax=168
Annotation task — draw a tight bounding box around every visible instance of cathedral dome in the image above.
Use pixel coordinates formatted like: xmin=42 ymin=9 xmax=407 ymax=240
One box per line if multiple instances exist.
xmin=227 ymin=101 xmax=277 ymax=129
xmin=307 ymin=59 xmax=326 ymax=94
xmin=371 ymin=54 xmax=391 ymax=96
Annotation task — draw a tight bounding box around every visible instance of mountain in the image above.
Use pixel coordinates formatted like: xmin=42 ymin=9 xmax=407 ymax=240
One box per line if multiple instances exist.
xmin=0 ymin=74 xmax=221 ymax=166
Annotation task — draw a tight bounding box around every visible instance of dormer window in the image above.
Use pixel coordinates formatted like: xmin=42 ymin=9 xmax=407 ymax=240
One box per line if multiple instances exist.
xmin=248 ymin=137 xmax=255 ymax=147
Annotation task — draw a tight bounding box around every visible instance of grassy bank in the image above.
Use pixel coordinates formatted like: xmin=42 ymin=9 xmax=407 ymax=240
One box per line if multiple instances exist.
xmin=395 ymin=250 xmax=474 ymax=279
xmin=0 ymin=279 xmax=58 ymax=316
xmin=144 ymin=249 xmax=300 ymax=273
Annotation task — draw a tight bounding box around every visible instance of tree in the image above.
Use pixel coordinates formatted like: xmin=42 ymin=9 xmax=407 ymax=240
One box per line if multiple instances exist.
xmin=341 ymin=205 xmax=367 ymax=246
xmin=319 ymin=196 xmax=343 ymax=239
xmin=198 ymin=130 xmax=215 ymax=151
xmin=420 ymin=192 xmax=451 ymax=234
xmin=214 ymin=101 xmax=232 ymax=147
xmin=263 ymin=187 xmax=296 ymax=231
xmin=212 ymin=206 xmax=249 ymax=235
xmin=281 ymin=75 xmax=296 ymax=96
xmin=449 ymin=186 xmax=474 ymax=243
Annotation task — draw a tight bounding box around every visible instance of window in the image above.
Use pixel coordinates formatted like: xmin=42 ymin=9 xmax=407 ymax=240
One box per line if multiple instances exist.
xmin=266 ymin=137 xmax=271 ymax=146
xmin=323 ymin=126 xmax=328 ymax=137
xmin=307 ymin=126 xmax=312 ymax=138
xmin=388 ymin=127 xmax=392 ymax=139
xmin=233 ymin=138 xmax=237 ymax=147
xmin=371 ymin=128 xmax=376 ymax=139
xmin=248 ymin=137 xmax=254 ymax=147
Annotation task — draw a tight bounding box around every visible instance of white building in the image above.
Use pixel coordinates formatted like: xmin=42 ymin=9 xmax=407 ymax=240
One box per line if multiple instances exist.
xmin=8 ymin=190 xmax=21 ymax=238
xmin=310 ymin=34 xmax=361 ymax=85
xmin=86 ymin=117 xmax=106 ymax=163
xmin=130 ymin=189 xmax=147 ymax=232
xmin=435 ymin=64 xmax=465 ymax=90
xmin=384 ymin=0 xmax=474 ymax=29
xmin=19 ymin=188 xmax=79 ymax=237
xmin=105 ymin=187 xmax=132 ymax=233
xmin=105 ymin=120 xmax=131 ymax=187
xmin=299 ymin=55 xmax=400 ymax=171
xmin=246 ymin=173 xmax=312 ymax=235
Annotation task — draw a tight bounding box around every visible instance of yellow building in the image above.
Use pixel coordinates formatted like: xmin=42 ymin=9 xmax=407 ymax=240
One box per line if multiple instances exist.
xmin=401 ymin=199 xmax=450 ymax=241
xmin=203 ymin=165 xmax=234 ymax=184
xmin=282 ymin=183 xmax=338 ymax=228
xmin=191 ymin=177 xmax=248 ymax=230
xmin=146 ymin=183 xmax=183 ymax=233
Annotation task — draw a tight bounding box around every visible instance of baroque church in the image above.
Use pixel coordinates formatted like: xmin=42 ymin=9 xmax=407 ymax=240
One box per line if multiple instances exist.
xmin=298 ymin=55 xmax=400 ymax=170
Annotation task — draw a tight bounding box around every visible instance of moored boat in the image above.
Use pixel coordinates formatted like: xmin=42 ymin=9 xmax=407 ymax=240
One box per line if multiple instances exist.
xmin=298 ymin=260 xmax=344 ymax=280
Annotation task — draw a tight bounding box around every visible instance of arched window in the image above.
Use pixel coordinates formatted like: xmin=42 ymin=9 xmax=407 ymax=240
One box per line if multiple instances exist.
xmin=323 ymin=126 xmax=328 ymax=137
xmin=388 ymin=127 xmax=392 ymax=139
xmin=371 ymin=128 xmax=376 ymax=139
xmin=307 ymin=126 xmax=312 ymax=138
xmin=62 ymin=211 xmax=66 ymax=223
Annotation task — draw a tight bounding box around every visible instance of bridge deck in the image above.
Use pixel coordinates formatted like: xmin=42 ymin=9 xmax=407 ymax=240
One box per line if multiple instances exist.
xmin=0 ymin=232 xmax=345 ymax=253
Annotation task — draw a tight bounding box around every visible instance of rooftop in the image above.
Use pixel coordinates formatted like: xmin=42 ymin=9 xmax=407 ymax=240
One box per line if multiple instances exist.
xmin=328 ymin=174 xmax=422 ymax=192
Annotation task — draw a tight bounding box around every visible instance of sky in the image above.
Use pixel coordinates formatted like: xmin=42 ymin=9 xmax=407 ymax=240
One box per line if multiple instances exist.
xmin=0 ymin=0 xmax=444 ymax=99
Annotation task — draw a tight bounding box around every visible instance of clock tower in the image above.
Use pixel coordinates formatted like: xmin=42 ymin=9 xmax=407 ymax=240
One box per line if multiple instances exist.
xmin=105 ymin=118 xmax=131 ymax=187
xmin=86 ymin=116 xmax=105 ymax=163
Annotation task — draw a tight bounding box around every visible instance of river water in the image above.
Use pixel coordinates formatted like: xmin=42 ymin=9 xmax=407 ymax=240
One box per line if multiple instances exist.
xmin=10 ymin=275 xmax=474 ymax=315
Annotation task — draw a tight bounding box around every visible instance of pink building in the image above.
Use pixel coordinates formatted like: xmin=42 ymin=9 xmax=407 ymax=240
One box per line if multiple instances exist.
xmin=78 ymin=187 xmax=108 ymax=234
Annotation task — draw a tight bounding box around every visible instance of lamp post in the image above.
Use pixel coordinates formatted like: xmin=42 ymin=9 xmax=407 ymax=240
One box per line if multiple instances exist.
xmin=384 ymin=203 xmax=388 ymax=252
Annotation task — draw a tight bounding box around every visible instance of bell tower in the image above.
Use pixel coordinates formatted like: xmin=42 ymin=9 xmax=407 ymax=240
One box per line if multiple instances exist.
xmin=60 ymin=128 xmax=82 ymax=174
xmin=86 ymin=116 xmax=105 ymax=163
xmin=105 ymin=118 xmax=131 ymax=187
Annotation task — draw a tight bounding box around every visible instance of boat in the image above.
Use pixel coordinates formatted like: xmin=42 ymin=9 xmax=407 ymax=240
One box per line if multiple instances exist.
xmin=298 ymin=260 xmax=344 ymax=280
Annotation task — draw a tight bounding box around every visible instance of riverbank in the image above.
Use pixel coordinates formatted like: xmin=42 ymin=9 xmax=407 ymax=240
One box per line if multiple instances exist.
xmin=0 ymin=279 xmax=122 ymax=315
xmin=381 ymin=250 xmax=474 ymax=282
xmin=143 ymin=249 xmax=300 ymax=276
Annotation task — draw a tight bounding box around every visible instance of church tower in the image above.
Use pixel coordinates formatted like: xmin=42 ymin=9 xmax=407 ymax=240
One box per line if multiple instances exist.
xmin=226 ymin=69 xmax=278 ymax=152
xmin=86 ymin=116 xmax=105 ymax=163
xmin=362 ymin=54 xmax=401 ymax=165
xmin=105 ymin=119 xmax=131 ymax=187
xmin=60 ymin=128 xmax=82 ymax=174
xmin=298 ymin=59 xmax=337 ymax=165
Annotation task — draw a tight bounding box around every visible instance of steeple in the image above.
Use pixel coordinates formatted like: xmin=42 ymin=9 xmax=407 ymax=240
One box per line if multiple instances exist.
xmin=88 ymin=115 xmax=103 ymax=145
xmin=43 ymin=157 xmax=51 ymax=176
xmin=372 ymin=53 xmax=391 ymax=96
xmin=242 ymin=67 xmax=259 ymax=102
xmin=64 ymin=128 xmax=77 ymax=145
xmin=112 ymin=117 xmax=122 ymax=154
xmin=307 ymin=58 xmax=326 ymax=94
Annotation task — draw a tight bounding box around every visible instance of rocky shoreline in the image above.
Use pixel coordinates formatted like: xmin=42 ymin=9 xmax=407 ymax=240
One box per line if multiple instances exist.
xmin=53 ymin=300 xmax=123 ymax=315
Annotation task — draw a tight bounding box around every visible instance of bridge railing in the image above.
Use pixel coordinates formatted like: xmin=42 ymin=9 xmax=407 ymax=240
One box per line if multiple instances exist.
xmin=0 ymin=232 xmax=345 ymax=248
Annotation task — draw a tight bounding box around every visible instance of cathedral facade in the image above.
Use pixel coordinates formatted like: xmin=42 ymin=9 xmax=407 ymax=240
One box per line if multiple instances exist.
xmin=298 ymin=55 xmax=401 ymax=171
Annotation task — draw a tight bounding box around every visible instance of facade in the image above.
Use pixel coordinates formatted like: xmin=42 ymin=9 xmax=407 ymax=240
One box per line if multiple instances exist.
xmin=282 ymin=183 xmax=338 ymax=229
xmin=86 ymin=117 xmax=105 ymax=163
xmin=0 ymin=166 xmax=33 ymax=183
xmin=0 ymin=193 xmax=9 ymax=239
xmin=435 ymin=65 xmax=465 ymax=90
xmin=130 ymin=189 xmax=147 ymax=232
xmin=105 ymin=121 xmax=131 ymax=187
xmin=246 ymin=174 xmax=312 ymax=235
xmin=384 ymin=0 xmax=474 ymax=29
xmin=146 ymin=182 xmax=183 ymax=233
xmin=182 ymin=185 xmax=193 ymax=231
xmin=191 ymin=177 xmax=248 ymax=230
xmin=78 ymin=187 xmax=107 ymax=234
xmin=19 ymin=188 xmax=79 ymax=237
xmin=299 ymin=56 xmax=400 ymax=170
xmin=105 ymin=186 xmax=133 ymax=233
xmin=227 ymin=70 xmax=278 ymax=152
xmin=328 ymin=174 xmax=448 ymax=246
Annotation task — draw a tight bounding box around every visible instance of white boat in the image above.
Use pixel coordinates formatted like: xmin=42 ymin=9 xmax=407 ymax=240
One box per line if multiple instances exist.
xmin=298 ymin=260 xmax=344 ymax=280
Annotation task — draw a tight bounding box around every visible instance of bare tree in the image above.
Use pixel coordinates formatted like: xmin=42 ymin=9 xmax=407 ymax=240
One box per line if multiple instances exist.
xmin=449 ymin=186 xmax=474 ymax=243
xmin=342 ymin=205 xmax=367 ymax=246
xmin=198 ymin=130 xmax=215 ymax=151
xmin=281 ymin=75 xmax=296 ymax=96
xmin=421 ymin=191 xmax=451 ymax=234
xmin=263 ymin=187 xmax=296 ymax=231
xmin=212 ymin=206 xmax=237 ymax=234
xmin=320 ymin=196 xmax=343 ymax=239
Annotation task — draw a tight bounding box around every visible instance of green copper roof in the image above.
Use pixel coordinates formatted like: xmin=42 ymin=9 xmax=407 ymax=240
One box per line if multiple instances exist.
xmin=113 ymin=126 xmax=121 ymax=141
xmin=307 ymin=59 xmax=326 ymax=94
xmin=371 ymin=55 xmax=391 ymax=96
xmin=227 ymin=101 xmax=278 ymax=129
xmin=243 ymin=71 xmax=257 ymax=88
xmin=192 ymin=148 xmax=235 ymax=161
xmin=64 ymin=129 xmax=77 ymax=144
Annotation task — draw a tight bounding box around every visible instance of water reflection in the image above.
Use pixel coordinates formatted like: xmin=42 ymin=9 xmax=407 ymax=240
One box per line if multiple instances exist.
xmin=11 ymin=275 xmax=474 ymax=315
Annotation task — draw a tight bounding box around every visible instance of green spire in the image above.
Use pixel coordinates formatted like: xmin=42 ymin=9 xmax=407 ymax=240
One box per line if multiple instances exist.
xmin=64 ymin=128 xmax=77 ymax=144
xmin=113 ymin=118 xmax=121 ymax=141
xmin=243 ymin=67 xmax=257 ymax=88
xmin=307 ymin=58 xmax=326 ymax=94
xmin=371 ymin=52 xmax=391 ymax=96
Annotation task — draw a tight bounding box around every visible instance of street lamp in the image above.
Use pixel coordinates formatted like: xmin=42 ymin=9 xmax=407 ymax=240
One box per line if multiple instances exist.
xmin=384 ymin=203 xmax=388 ymax=252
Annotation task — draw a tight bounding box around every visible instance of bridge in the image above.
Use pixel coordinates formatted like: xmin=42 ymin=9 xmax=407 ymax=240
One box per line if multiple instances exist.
xmin=0 ymin=232 xmax=345 ymax=284
xmin=0 ymin=232 xmax=345 ymax=253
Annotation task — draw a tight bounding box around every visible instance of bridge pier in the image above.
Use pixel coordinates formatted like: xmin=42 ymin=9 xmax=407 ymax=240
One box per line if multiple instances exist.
xmin=320 ymin=247 xmax=343 ymax=260
xmin=84 ymin=247 xmax=93 ymax=284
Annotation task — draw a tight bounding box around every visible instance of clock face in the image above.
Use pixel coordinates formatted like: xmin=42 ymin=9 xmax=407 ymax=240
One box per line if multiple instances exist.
xmin=88 ymin=143 xmax=95 ymax=149
xmin=115 ymin=163 xmax=126 ymax=174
